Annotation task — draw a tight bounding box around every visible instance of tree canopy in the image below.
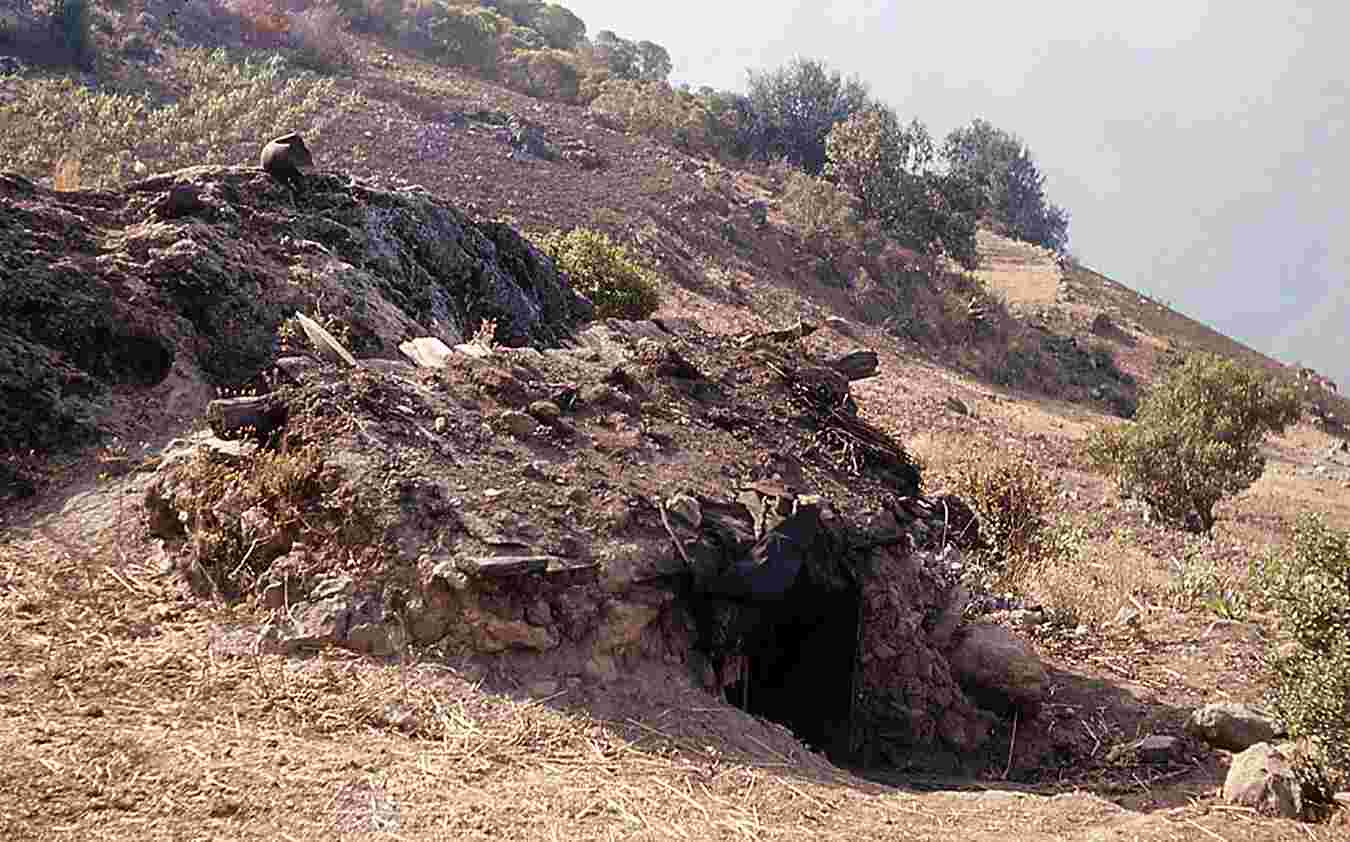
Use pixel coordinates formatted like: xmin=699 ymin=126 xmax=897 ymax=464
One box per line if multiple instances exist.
xmin=943 ymin=118 xmax=1069 ymax=252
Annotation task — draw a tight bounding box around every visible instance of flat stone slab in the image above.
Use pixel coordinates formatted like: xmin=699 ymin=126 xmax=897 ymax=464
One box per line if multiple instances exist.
xmin=457 ymin=555 xmax=559 ymax=577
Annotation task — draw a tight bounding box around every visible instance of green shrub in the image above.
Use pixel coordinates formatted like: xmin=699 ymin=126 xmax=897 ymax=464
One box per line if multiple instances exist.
xmin=1086 ymin=352 xmax=1301 ymax=532
xmin=427 ymin=6 xmax=502 ymax=74
xmin=0 ymin=330 xmax=108 ymax=452
xmin=825 ymin=108 xmax=980 ymax=269
xmin=499 ymin=48 xmax=581 ymax=102
xmin=779 ymin=169 xmax=857 ymax=247
xmin=1251 ymin=515 xmax=1350 ymax=781
xmin=587 ymin=79 xmax=713 ymax=151
xmin=530 ymin=228 xmax=660 ymax=320
xmin=942 ymin=452 xmax=1059 ymax=589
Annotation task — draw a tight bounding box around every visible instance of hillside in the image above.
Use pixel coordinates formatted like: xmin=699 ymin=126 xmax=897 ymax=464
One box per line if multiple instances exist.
xmin=3 ymin=6 xmax=1350 ymax=840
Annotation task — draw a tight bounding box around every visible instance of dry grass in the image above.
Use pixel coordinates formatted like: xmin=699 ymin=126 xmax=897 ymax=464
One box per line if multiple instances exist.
xmin=971 ymin=229 xmax=1062 ymax=311
xmin=1028 ymin=530 xmax=1175 ymax=627
xmin=0 ymin=48 xmax=367 ymax=188
xmin=51 ymin=155 xmax=81 ymax=191
xmin=0 ymin=531 xmax=1092 ymax=841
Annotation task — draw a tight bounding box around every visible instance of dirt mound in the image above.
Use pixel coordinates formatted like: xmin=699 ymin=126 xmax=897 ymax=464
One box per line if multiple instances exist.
xmin=139 ymin=314 xmax=1032 ymax=769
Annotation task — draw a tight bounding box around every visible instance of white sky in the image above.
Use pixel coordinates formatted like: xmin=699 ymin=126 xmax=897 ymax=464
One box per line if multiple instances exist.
xmin=563 ymin=1 xmax=1349 ymax=388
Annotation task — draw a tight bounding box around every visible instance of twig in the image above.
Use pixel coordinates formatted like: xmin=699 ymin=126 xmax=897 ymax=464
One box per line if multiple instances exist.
xmin=1002 ymin=709 xmax=1018 ymax=780
xmin=1184 ymin=819 xmax=1228 ymax=842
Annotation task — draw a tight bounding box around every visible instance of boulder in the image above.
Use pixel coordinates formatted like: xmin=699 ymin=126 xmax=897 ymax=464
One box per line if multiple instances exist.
xmin=1222 ymin=742 xmax=1303 ymax=818
xmin=1186 ymin=702 xmax=1282 ymax=752
xmin=1107 ymin=734 xmax=1184 ymax=765
xmin=948 ymin=623 xmax=1047 ymax=715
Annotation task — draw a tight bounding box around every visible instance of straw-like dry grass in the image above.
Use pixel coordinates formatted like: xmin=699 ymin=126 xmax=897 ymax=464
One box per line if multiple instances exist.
xmin=3 ymin=507 xmax=1342 ymax=841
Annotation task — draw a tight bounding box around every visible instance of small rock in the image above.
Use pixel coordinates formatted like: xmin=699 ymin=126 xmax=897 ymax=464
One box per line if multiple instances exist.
xmin=944 ymin=396 xmax=970 ymax=416
xmin=378 ymin=703 xmax=419 ymax=733
xmin=310 ymin=575 xmax=354 ymax=600
xmin=1107 ymin=734 xmax=1183 ymax=765
xmin=1222 ymin=742 xmax=1303 ymax=818
xmin=1008 ymin=608 xmax=1047 ymax=628
xmin=1113 ymin=605 xmax=1142 ymax=627
xmin=399 ymin=336 xmax=455 ymax=369
xmin=579 ymin=383 xmax=616 ymax=406
xmin=296 ymin=313 xmax=357 ymax=368
xmin=1185 ymin=703 xmax=1282 ymax=752
xmin=526 ymin=600 xmax=553 ymax=625
xmin=528 ymin=400 xmax=561 ymax=422
xmin=434 ymin=416 xmax=448 ymax=433
xmin=499 ymin=410 xmax=538 ymax=438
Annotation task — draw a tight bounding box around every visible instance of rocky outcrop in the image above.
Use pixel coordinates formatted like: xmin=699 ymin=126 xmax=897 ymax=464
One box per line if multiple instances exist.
xmin=0 ymin=166 xmax=592 ymax=456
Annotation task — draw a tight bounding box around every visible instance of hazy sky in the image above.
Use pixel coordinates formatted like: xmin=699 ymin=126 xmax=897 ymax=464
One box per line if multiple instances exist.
xmin=563 ymin=1 xmax=1349 ymax=389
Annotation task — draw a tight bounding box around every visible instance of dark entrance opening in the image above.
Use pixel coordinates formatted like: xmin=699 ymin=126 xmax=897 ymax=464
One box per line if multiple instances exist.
xmin=722 ymin=571 xmax=862 ymax=761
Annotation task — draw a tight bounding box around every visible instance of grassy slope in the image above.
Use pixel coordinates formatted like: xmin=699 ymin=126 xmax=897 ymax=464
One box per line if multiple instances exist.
xmin=2 ymin=17 xmax=1349 ymax=841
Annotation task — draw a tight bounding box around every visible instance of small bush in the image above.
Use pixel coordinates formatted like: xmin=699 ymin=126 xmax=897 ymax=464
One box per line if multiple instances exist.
xmin=1086 ymin=352 xmax=1301 ymax=532
xmin=941 ymin=451 xmax=1059 ymax=589
xmin=587 ymin=79 xmax=713 ymax=152
xmin=1251 ymin=515 xmax=1350 ymax=781
xmin=426 ymin=5 xmax=502 ymax=74
xmin=499 ymin=48 xmax=581 ymax=102
xmin=333 ymin=0 xmax=401 ymax=34
xmin=530 ymin=228 xmax=660 ymax=320
xmin=289 ymin=3 xmax=357 ymax=74
xmin=779 ymin=169 xmax=857 ymax=248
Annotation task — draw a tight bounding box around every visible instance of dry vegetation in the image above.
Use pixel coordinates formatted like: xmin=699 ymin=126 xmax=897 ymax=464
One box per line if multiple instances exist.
xmin=3 ymin=3 xmax=1350 ymax=838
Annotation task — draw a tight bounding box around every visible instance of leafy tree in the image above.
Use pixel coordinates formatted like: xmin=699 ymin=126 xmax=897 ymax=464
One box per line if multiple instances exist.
xmin=745 ymin=58 xmax=871 ymax=174
xmin=634 ymin=40 xmax=672 ymax=83
xmin=694 ymin=87 xmax=763 ymax=159
xmin=825 ymin=106 xmax=980 ymax=268
xmin=593 ymin=30 xmax=671 ymax=82
xmin=529 ymin=3 xmax=586 ymax=50
xmin=944 ymin=118 xmax=1069 ymax=252
xmin=428 ymin=6 xmax=503 ymax=73
xmin=1086 ymin=353 xmax=1301 ymax=532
